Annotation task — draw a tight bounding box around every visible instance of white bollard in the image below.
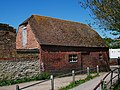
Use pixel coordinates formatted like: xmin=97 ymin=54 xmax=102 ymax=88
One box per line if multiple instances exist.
xmin=97 ymin=65 xmax=99 ymax=75
xmin=72 ymin=70 xmax=75 ymax=83
xmin=87 ymin=67 xmax=90 ymax=76
xmin=50 ymin=75 xmax=54 ymax=90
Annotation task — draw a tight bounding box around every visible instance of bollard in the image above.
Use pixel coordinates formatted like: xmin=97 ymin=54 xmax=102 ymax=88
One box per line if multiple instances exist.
xmin=72 ymin=70 xmax=75 ymax=83
xmin=16 ymin=85 xmax=20 ymax=90
xmin=87 ymin=67 xmax=90 ymax=76
xmin=50 ymin=75 xmax=54 ymax=90
xmin=97 ymin=65 xmax=99 ymax=75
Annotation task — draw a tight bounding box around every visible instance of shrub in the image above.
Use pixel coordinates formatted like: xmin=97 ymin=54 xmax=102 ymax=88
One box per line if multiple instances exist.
xmin=0 ymin=72 xmax=50 ymax=86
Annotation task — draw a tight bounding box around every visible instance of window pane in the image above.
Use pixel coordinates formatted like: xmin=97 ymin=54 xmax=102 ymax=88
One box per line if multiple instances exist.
xmin=69 ymin=54 xmax=77 ymax=62
xmin=22 ymin=27 xmax=27 ymax=47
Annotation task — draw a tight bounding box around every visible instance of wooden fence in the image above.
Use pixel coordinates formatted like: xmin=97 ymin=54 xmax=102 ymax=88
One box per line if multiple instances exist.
xmin=93 ymin=67 xmax=120 ymax=90
xmin=16 ymin=65 xmax=100 ymax=90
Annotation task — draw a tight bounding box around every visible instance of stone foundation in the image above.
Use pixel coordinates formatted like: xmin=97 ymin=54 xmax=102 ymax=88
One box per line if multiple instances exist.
xmin=0 ymin=59 xmax=40 ymax=81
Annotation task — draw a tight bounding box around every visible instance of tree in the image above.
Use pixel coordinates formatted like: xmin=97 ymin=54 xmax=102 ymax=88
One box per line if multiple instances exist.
xmin=80 ymin=0 xmax=120 ymax=34
xmin=103 ymin=37 xmax=120 ymax=48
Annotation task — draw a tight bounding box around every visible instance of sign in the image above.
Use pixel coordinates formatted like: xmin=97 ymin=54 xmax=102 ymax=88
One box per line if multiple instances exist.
xmin=109 ymin=49 xmax=120 ymax=59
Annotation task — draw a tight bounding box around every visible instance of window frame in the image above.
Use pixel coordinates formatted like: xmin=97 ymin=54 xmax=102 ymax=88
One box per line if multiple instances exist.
xmin=99 ymin=53 xmax=103 ymax=60
xmin=69 ymin=54 xmax=78 ymax=63
xmin=22 ymin=26 xmax=27 ymax=47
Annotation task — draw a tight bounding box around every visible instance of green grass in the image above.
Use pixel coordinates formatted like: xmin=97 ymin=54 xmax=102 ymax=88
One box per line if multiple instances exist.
xmin=0 ymin=72 xmax=50 ymax=86
xmin=113 ymin=80 xmax=120 ymax=90
xmin=59 ymin=74 xmax=99 ymax=90
xmin=114 ymin=84 xmax=120 ymax=90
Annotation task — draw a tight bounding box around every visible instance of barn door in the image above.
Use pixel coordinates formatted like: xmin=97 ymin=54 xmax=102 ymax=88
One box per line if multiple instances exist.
xmin=81 ymin=52 xmax=90 ymax=69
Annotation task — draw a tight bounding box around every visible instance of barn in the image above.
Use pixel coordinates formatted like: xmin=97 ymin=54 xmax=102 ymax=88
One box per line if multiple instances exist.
xmin=16 ymin=14 xmax=109 ymax=73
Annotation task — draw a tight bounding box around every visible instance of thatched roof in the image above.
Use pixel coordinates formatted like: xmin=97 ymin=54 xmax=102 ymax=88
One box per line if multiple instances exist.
xmin=20 ymin=14 xmax=107 ymax=47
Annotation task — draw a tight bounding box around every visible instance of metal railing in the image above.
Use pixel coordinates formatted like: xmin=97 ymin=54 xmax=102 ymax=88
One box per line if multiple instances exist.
xmin=93 ymin=67 xmax=120 ymax=90
xmin=16 ymin=65 xmax=100 ymax=90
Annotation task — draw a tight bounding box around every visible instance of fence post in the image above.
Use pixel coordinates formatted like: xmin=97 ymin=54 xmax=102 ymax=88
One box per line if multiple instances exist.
xmin=97 ymin=65 xmax=99 ymax=75
xmin=72 ymin=70 xmax=75 ymax=83
xmin=87 ymin=67 xmax=90 ymax=76
xmin=101 ymin=80 xmax=103 ymax=90
xmin=110 ymin=71 xmax=113 ymax=89
xmin=16 ymin=85 xmax=20 ymax=90
xmin=118 ymin=67 xmax=120 ymax=81
xmin=50 ymin=75 xmax=54 ymax=90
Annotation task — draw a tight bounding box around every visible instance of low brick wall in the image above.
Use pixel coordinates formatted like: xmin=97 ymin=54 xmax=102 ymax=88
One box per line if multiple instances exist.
xmin=0 ymin=59 xmax=40 ymax=81
xmin=109 ymin=59 xmax=118 ymax=65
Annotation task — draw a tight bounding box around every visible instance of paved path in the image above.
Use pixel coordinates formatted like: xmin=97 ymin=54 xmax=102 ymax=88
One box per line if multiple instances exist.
xmin=71 ymin=72 xmax=118 ymax=90
xmin=0 ymin=74 xmax=87 ymax=90
xmin=71 ymin=73 xmax=107 ymax=90
xmin=0 ymin=72 xmax=109 ymax=90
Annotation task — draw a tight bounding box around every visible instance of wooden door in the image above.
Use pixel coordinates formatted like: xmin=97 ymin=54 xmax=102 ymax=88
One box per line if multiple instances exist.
xmin=81 ymin=52 xmax=90 ymax=69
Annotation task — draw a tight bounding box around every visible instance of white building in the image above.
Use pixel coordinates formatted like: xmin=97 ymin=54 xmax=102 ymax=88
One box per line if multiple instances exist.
xmin=109 ymin=49 xmax=120 ymax=59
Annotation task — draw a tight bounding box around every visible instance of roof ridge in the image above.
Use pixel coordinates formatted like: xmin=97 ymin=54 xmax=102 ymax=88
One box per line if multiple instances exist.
xmin=31 ymin=14 xmax=85 ymax=25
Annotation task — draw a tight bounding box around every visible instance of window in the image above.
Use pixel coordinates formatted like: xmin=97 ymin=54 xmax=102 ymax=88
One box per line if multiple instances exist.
xmin=22 ymin=27 xmax=27 ymax=47
xmin=69 ymin=54 xmax=78 ymax=62
xmin=99 ymin=54 xmax=103 ymax=60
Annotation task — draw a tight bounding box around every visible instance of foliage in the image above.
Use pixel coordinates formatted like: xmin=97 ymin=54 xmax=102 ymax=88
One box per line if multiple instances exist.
xmin=103 ymin=38 xmax=120 ymax=48
xmin=114 ymin=84 xmax=120 ymax=90
xmin=79 ymin=0 xmax=120 ymax=33
xmin=0 ymin=72 xmax=50 ymax=86
xmin=103 ymin=38 xmax=115 ymax=47
xmin=59 ymin=74 xmax=99 ymax=90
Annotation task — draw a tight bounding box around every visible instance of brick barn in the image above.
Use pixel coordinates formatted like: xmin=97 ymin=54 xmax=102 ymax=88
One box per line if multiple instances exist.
xmin=16 ymin=15 xmax=109 ymax=73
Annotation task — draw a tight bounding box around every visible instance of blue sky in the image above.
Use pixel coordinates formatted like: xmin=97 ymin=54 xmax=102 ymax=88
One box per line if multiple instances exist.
xmin=0 ymin=0 xmax=118 ymax=38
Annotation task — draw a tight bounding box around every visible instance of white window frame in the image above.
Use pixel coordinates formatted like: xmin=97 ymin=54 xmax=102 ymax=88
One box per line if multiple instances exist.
xmin=69 ymin=54 xmax=78 ymax=62
xmin=22 ymin=27 xmax=27 ymax=47
xmin=99 ymin=54 xmax=103 ymax=60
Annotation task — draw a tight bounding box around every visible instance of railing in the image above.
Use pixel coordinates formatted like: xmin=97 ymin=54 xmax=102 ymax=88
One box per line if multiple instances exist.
xmin=16 ymin=65 xmax=100 ymax=90
xmin=93 ymin=66 xmax=120 ymax=90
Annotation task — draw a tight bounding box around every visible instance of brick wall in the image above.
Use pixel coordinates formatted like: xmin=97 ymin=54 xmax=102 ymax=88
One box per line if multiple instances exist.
xmin=109 ymin=59 xmax=118 ymax=65
xmin=42 ymin=51 xmax=81 ymax=73
xmin=0 ymin=24 xmax=16 ymax=59
xmin=41 ymin=45 xmax=109 ymax=73
xmin=16 ymin=49 xmax=40 ymax=60
xmin=16 ymin=24 xmax=40 ymax=49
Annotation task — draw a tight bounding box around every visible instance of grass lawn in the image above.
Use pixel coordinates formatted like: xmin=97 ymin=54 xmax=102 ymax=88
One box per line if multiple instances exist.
xmin=59 ymin=74 xmax=99 ymax=90
xmin=114 ymin=83 xmax=120 ymax=90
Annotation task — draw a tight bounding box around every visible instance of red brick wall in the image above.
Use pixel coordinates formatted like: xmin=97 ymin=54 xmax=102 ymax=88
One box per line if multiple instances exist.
xmin=16 ymin=23 xmax=40 ymax=49
xmin=42 ymin=51 xmax=81 ymax=72
xmin=41 ymin=45 xmax=109 ymax=73
xmin=109 ymin=59 xmax=118 ymax=65
xmin=90 ymin=52 xmax=109 ymax=67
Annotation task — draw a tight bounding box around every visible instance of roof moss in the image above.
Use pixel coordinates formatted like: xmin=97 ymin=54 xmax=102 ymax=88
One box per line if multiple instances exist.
xmin=20 ymin=14 xmax=107 ymax=47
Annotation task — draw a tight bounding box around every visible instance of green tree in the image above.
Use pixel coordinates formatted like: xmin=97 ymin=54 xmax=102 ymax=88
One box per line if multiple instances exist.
xmin=80 ymin=0 xmax=120 ymax=34
xmin=103 ymin=37 xmax=120 ymax=48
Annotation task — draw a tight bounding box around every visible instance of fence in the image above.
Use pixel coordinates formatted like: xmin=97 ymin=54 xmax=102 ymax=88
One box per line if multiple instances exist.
xmin=93 ymin=67 xmax=120 ymax=90
xmin=16 ymin=65 xmax=100 ymax=90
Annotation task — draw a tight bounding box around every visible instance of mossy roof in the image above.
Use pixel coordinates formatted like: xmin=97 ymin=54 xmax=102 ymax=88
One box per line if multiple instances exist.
xmin=20 ymin=14 xmax=107 ymax=47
